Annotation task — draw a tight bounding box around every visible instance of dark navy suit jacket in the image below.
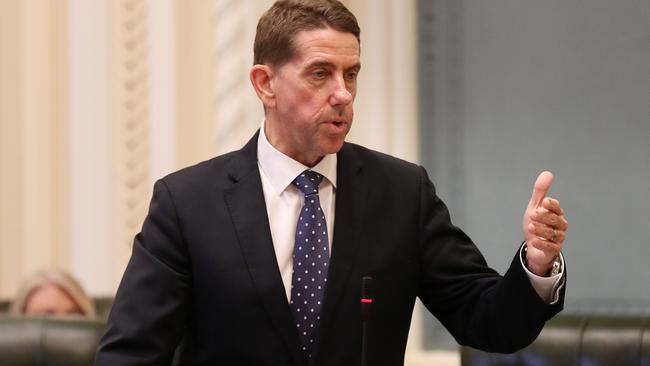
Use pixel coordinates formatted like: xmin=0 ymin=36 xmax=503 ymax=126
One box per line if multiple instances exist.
xmin=95 ymin=132 xmax=564 ymax=366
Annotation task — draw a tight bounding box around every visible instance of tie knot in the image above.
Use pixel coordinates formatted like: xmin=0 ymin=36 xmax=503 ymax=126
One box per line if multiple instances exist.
xmin=293 ymin=170 xmax=324 ymax=196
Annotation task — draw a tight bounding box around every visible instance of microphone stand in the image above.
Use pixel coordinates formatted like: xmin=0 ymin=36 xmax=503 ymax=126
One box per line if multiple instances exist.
xmin=361 ymin=276 xmax=373 ymax=366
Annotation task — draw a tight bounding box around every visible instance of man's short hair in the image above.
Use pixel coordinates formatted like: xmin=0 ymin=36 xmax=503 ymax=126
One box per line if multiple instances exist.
xmin=254 ymin=0 xmax=360 ymax=67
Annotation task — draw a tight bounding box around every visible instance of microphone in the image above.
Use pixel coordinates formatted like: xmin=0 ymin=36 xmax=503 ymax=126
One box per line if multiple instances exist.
xmin=361 ymin=276 xmax=373 ymax=366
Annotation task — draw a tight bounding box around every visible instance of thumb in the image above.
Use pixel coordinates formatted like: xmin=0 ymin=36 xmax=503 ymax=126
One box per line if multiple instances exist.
xmin=528 ymin=171 xmax=554 ymax=208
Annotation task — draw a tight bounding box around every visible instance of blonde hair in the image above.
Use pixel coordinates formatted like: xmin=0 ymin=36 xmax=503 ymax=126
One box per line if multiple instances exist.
xmin=9 ymin=269 xmax=96 ymax=318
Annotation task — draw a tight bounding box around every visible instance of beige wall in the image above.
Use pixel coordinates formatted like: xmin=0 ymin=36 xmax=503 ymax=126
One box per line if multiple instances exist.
xmin=1 ymin=0 xmax=70 ymax=298
xmin=0 ymin=0 xmax=447 ymax=364
xmin=0 ymin=0 xmax=23 ymax=301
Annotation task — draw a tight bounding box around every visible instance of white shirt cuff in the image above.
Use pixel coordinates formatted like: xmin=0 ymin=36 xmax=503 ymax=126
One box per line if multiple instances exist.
xmin=519 ymin=244 xmax=565 ymax=304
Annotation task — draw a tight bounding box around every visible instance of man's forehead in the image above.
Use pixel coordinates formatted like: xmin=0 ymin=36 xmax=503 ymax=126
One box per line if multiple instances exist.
xmin=290 ymin=27 xmax=360 ymax=65
xmin=293 ymin=27 xmax=359 ymax=47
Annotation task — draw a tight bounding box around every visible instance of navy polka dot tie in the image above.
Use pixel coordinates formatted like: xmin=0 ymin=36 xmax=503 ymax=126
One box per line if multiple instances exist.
xmin=290 ymin=170 xmax=330 ymax=361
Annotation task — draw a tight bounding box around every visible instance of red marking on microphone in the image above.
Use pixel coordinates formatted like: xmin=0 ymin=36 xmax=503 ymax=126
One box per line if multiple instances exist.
xmin=361 ymin=298 xmax=373 ymax=304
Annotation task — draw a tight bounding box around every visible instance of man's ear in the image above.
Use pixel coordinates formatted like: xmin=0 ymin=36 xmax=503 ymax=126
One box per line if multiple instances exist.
xmin=250 ymin=65 xmax=276 ymax=109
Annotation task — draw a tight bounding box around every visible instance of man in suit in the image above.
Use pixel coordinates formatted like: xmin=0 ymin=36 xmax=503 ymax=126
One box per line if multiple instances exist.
xmin=95 ymin=1 xmax=568 ymax=365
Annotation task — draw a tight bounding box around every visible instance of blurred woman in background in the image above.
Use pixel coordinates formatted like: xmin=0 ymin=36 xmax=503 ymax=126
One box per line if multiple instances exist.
xmin=9 ymin=269 xmax=96 ymax=318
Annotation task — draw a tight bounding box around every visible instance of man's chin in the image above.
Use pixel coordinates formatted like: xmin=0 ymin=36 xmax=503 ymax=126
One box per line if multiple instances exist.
xmin=321 ymin=138 xmax=347 ymax=155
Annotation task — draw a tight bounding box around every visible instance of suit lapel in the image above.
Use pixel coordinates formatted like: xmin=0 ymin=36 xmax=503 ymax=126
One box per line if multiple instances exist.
xmin=223 ymin=132 xmax=304 ymax=366
xmin=316 ymin=143 xmax=367 ymax=359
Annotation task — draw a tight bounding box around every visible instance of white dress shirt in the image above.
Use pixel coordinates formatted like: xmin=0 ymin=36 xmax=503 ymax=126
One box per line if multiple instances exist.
xmin=257 ymin=122 xmax=337 ymax=302
xmin=256 ymin=121 xmax=563 ymax=304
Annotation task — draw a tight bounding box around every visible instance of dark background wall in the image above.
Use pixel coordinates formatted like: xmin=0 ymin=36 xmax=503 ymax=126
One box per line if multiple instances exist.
xmin=418 ymin=0 xmax=650 ymax=349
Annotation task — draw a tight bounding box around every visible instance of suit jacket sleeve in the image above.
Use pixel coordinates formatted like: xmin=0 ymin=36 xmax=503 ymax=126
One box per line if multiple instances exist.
xmin=95 ymin=179 xmax=192 ymax=365
xmin=415 ymin=166 xmax=565 ymax=353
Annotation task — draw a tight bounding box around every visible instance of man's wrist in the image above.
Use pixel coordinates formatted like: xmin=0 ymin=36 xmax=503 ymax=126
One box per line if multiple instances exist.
xmin=521 ymin=243 xmax=561 ymax=277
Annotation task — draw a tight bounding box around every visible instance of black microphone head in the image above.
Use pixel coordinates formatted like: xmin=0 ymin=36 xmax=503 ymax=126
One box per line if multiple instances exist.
xmin=361 ymin=276 xmax=373 ymax=301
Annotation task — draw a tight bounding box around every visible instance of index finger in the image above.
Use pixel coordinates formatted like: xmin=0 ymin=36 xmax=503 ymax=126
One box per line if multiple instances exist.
xmin=541 ymin=197 xmax=564 ymax=216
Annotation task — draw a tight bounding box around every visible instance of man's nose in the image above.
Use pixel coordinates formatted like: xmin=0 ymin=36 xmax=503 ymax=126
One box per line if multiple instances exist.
xmin=329 ymin=77 xmax=353 ymax=106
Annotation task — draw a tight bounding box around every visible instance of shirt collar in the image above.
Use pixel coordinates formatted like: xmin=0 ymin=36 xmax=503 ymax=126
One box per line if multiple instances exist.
xmin=257 ymin=120 xmax=337 ymax=196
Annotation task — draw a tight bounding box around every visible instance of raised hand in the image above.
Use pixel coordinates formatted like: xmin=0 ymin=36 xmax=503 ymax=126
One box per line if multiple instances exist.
xmin=522 ymin=171 xmax=568 ymax=276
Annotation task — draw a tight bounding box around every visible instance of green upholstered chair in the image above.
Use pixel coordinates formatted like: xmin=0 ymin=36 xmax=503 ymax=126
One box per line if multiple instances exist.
xmin=91 ymin=297 xmax=114 ymax=321
xmin=0 ymin=297 xmax=113 ymax=321
xmin=0 ymin=317 xmax=105 ymax=366
xmin=461 ymin=314 xmax=650 ymax=366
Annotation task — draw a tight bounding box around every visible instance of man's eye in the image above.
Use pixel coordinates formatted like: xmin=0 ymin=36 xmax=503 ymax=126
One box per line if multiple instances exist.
xmin=312 ymin=70 xmax=328 ymax=78
xmin=345 ymin=71 xmax=358 ymax=81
